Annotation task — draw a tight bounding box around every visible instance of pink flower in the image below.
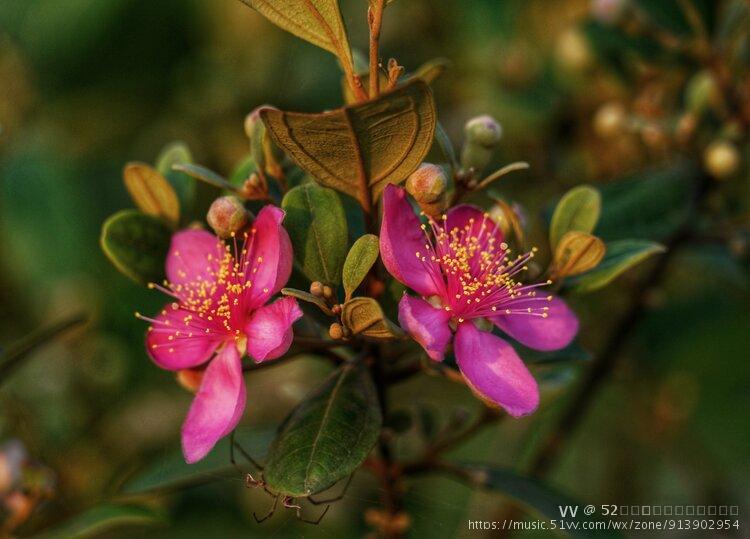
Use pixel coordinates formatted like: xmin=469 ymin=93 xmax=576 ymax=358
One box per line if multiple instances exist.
xmin=138 ymin=206 xmax=301 ymax=463
xmin=380 ymin=185 xmax=578 ymax=417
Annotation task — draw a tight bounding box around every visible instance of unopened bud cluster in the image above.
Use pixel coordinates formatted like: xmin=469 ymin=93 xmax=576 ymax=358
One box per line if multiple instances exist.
xmin=461 ymin=115 xmax=503 ymax=173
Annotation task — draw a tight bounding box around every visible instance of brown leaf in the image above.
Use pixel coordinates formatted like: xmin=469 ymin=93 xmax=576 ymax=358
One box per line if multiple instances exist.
xmin=261 ymin=80 xmax=436 ymax=209
xmin=553 ymin=231 xmax=606 ymax=278
xmin=341 ymin=297 xmax=404 ymax=340
xmin=123 ymin=163 xmax=180 ymax=227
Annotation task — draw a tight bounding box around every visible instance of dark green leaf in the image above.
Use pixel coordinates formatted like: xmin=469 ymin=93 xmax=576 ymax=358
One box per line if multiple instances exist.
xmin=37 ymin=503 xmax=166 ymax=539
xmin=282 ymin=183 xmax=348 ymax=285
xmin=264 ymin=362 xmax=382 ymax=497
xmin=632 ymin=0 xmax=692 ymax=36
xmin=568 ymin=239 xmax=666 ymax=294
xmin=100 ymin=210 xmax=172 ymax=285
xmin=156 ymin=141 xmax=196 ymax=213
xmin=343 ymin=234 xmax=379 ymax=300
xmin=281 ymin=287 xmax=334 ymax=315
xmin=0 ymin=314 xmax=86 ymax=387
xmin=596 ymin=164 xmax=697 ymax=242
xmin=121 ymin=426 xmax=275 ymax=494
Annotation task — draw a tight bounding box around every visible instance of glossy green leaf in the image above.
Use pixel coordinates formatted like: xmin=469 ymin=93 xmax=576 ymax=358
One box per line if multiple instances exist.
xmin=264 ymin=362 xmax=382 ymax=497
xmin=549 ymin=185 xmax=601 ymax=249
xmin=123 ymin=162 xmax=180 ymax=227
xmin=461 ymin=463 xmax=624 ymax=538
xmin=343 ymin=234 xmax=379 ymax=299
xmin=38 ymin=503 xmax=167 ymax=539
xmin=341 ymin=297 xmax=404 ymax=339
xmin=172 ymin=163 xmax=236 ymax=192
xmin=121 ymin=426 xmax=275 ymax=494
xmin=156 ymin=141 xmax=196 ymax=212
xmin=282 ymin=183 xmax=348 ymax=285
xmin=262 ymin=80 xmax=436 ymax=207
xmin=0 ymin=314 xmax=86 ymax=387
xmin=239 ymin=0 xmax=354 ymax=71
xmin=100 ymin=210 xmax=172 ymax=285
xmin=568 ymin=239 xmax=666 ymax=294
xmin=596 ymin=164 xmax=698 ymax=242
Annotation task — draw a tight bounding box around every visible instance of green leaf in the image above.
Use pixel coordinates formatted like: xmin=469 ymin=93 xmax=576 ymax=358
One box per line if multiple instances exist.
xmin=121 ymin=426 xmax=275 ymax=494
xmin=342 ymin=234 xmax=379 ymax=300
xmin=123 ymin=163 xmax=180 ymax=227
xmin=37 ymin=503 xmax=167 ymax=539
xmin=596 ymin=164 xmax=697 ymax=242
xmin=264 ymin=362 xmax=382 ymax=497
xmin=568 ymin=239 xmax=666 ymax=294
xmin=262 ymin=80 xmax=436 ymax=208
xmin=461 ymin=464 xmax=623 ymax=538
xmin=172 ymin=163 xmax=236 ymax=192
xmin=549 ymin=185 xmax=601 ymax=249
xmin=282 ymin=183 xmax=348 ymax=285
xmin=341 ymin=297 xmax=404 ymax=339
xmin=239 ymin=0 xmax=354 ymax=72
xmin=407 ymin=57 xmax=451 ymax=85
xmin=0 ymin=314 xmax=86 ymax=387
xmin=156 ymin=141 xmax=196 ymax=213
xmin=281 ymin=287 xmax=334 ymax=315
xmin=100 ymin=210 xmax=172 ymax=285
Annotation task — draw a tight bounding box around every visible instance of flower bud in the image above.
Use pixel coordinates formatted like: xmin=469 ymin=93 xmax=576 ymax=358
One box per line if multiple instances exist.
xmin=406 ymin=163 xmax=448 ymax=204
xmin=460 ymin=143 xmax=494 ymax=175
xmin=590 ymin=0 xmax=627 ymax=25
xmin=244 ymin=104 xmax=276 ymax=140
xmin=464 ymin=115 xmax=503 ymax=147
xmin=704 ymin=140 xmax=740 ymax=179
xmin=322 ymin=285 xmax=334 ymax=300
xmin=593 ymin=101 xmax=627 ymax=138
xmin=329 ymin=322 xmax=344 ymax=340
xmin=310 ymin=281 xmax=325 ymax=297
xmin=207 ymin=196 xmax=248 ymax=238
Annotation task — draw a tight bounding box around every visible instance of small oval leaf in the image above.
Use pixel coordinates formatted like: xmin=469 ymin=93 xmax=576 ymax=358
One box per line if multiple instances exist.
xmin=343 ymin=234 xmax=379 ymax=299
xmin=172 ymin=163 xmax=236 ymax=192
xmin=341 ymin=297 xmax=404 ymax=339
xmin=264 ymin=362 xmax=382 ymax=497
xmin=123 ymin=163 xmax=180 ymax=226
xmin=568 ymin=239 xmax=666 ymax=294
xmin=549 ymin=185 xmax=601 ymax=249
xmin=553 ymin=231 xmax=606 ymax=278
xmin=281 ymin=287 xmax=334 ymax=315
xmin=282 ymin=183 xmax=348 ymax=285
xmin=262 ymin=80 xmax=436 ymax=207
xmin=100 ymin=210 xmax=171 ymax=285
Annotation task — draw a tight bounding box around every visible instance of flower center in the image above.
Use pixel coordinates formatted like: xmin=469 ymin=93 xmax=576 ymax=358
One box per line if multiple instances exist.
xmin=416 ymin=212 xmax=551 ymax=320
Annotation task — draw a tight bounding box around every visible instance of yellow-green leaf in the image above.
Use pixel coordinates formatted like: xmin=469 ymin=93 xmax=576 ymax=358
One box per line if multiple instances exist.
xmin=239 ymin=0 xmax=353 ymax=69
xmin=553 ymin=231 xmax=606 ymax=278
xmin=549 ymin=185 xmax=601 ymax=249
xmin=261 ymin=80 xmax=436 ymax=208
xmin=341 ymin=297 xmax=403 ymax=340
xmin=123 ymin=163 xmax=180 ymax=226
xmin=343 ymin=234 xmax=379 ymax=300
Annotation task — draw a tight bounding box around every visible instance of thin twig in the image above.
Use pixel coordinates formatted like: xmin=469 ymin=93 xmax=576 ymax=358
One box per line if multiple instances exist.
xmin=368 ymin=0 xmax=385 ymax=99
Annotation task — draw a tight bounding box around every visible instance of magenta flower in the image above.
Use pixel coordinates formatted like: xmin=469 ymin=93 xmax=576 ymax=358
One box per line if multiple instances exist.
xmin=138 ymin=206 xmax=301 ymax=463
xmin=380 ymin=185 xmax=578 ymax=416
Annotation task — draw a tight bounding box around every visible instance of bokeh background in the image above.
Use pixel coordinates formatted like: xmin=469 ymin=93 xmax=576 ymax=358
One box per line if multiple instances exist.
xmin=1 ymin=0 xmax=749 ymax=536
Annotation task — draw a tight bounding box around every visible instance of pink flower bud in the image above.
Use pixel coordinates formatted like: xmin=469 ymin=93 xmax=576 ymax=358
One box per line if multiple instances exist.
xmin=206 ymin=196 xmax=248 ymax=238
xmin=406 ymin=163 xmax=448 ymax=203
xmin=464 ymin=115 xmax=503 ymax=147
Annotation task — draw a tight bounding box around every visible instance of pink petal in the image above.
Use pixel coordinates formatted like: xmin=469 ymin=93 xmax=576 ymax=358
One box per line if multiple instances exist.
xmin=398 ymin=294 xmax=452 ymax=361
xmin=146 ymin=305 xmax=223 ymax=370
xmin=491 ymin=295 xmax=579 ymax=352
xmin=244 ymin=297 xmax=303 ymax=362
xmin=181 ymin=343 xmax=246 ymax=463
xmin=444 ymin=204 xmax=504 ymax=246
xmin=165 ymin=229 xmax=224 ymax=289
xmin=380 ymin=184 xmax=442 ymax=297
xmin=454 ymin=322 xmax=539 ymax=417
xmin=244 ymin=205 xmax=293 ymax=309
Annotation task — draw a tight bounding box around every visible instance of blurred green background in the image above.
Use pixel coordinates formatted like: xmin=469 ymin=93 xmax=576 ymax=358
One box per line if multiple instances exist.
xmin=1 ymin=0 xmax=748 ymax=536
